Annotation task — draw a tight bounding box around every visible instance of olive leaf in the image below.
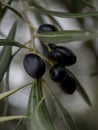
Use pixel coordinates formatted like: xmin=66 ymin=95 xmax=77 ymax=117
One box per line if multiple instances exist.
xmin=0 ymin=21 xmax=17 ymax=82
xmin=0 ymin=0 xmax=12 ymax=21
xmin=31 ymin=1 xmax=62 ymax=30
xmin=0 ymin=46 xmax=12 ymax=82
xmin=55 ymin=99 xmax=78 ymax=130
xmin=0 ymin=0 xmax=23 ymax=19
xmin=76 ymin=79 xmax=91 ymax=106
xmin=38 ymin=30 xmax=98 ymax=43
xmin=26 ymin=79 xmax=55 ymax=130
xmin=0 ymin=116 xmax=26 ymax=122
xmin=48 ymin=15 xmax=63 ymax=30
xmin=0 ymin=82 xmax=32 ymax=100
xmin=67 ymin=70 xmax=91 ymax=106
xmin=32 ymin=6 xmax=98 ymax=18
xmin=80 ymin=0 xmax=95 ymax=9
xmin=59 ymin=0 xmax=93 ymax=13
xmin=0 ymin=39 xmax=27 ymax=48
xmin=44 ymin=83 xmax=78 ymax=130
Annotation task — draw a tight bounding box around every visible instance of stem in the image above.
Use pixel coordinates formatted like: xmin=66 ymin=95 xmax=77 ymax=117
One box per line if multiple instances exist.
xmin=19 ymin=0 xmax=37 ymax=49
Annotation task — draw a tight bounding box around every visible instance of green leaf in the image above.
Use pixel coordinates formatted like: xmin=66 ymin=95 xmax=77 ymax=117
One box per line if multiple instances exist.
xmin=48 ymin=15 xmax=63 ymax=30
xmin=0 ymin=21 xmax=17 ymax=82
xmin=0 ymin=82 xmax=32 ymax=100
xmin=60 ymin=0 xmax=92 ymax=13
xmin=0 ymin=46 xmax=12 ymax=82
xmin=38 ymin=30 xmax=98 ymax=43
xmin=76 ymin=79 xmax=92 ymax=106
xmin=44 ymin=83 xmax=78 ymax=130
xmin=32 ymin=6 xmax=98 ymax=18
xmin=1 ymin=0 xmax=23 ymax=19
xmin=0 ymin=4 xmax=6 ymax=21
xmin=68 ymin=71 xmax=91 ymax=106
xmin=26 ymin=79 xmax=55 ymax=130
xmin=0 ymin=116 xmax=26 ymax=122
xmin=55 ymin=99 xmax=78 ymax=130
xmin=80 ymin=0 xmax=95 ymax=9
xmin=0 ymin=0 xmax=14 ymax=21
xmin=0 ymin=39 xmax=27 ymax=48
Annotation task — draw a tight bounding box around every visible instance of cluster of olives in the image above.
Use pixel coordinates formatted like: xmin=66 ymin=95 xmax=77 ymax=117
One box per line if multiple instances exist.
xmin=42 ymin=42 xmax=77 ymax=94
xmin=38 ymin=24 xmax=77 ymax=94
xmin=23 ymin=24 xmax=77 ymax=94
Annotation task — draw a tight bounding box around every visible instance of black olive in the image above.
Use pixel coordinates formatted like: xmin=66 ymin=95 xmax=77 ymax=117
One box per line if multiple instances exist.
xmin=50 ymin=46 xmax=77 ymax=66
xmin=38 ymin=24 xmax=58 ymax=33
xmin=60 ymin=71 xmax=77 ymax=94
xmin=49 ymin=64 xmax=66 ymax=82
xmin=23 ymin=54 xmax=46 ymax=79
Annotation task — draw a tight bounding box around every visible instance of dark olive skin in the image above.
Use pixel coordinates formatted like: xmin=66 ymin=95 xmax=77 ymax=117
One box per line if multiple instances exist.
xmin=50 ymin=46 xmax=77 ymax=66
xmin=38 ymin=24 xmax=58 ymax=33
xmin=23 ymin=54 xmax=45 ymax=79
xmin=60 ymin=71 xmax=77 ymax=94
xmin=49 ymin=64 xmax=66 ymax=82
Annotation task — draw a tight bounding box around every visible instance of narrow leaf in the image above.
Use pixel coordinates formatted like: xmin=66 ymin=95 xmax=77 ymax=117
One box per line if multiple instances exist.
xmin=32 ymin=6 xmax=98 ymax=18
xmin=76 ymin=79 xmax=92 ymax=106
xmin=0 ymin=116 xmax=26 ymax=122
xmin=0 ymin=0 xmax=14 ymax=21
xmin=48 ymin=15 xmax=63 ymax=30
xmin=0 ymin=82 xmax=32 ymax=100
xmin=0 ymin=22 xmax=17 ymax=82
xmin=35 ymin=79 xmax=55 ymax=130
xmin=0 ymin=39 xmax=27 ymax=48
xmin=80 ymin=0 xmax=95 ymax=9
xmin=26 ymin=79 xmax=55 ymax=130
xmin=1 ymin=1 xmax=23 ymax=19
xmin=0 ymin=46 xmax=12 ymax=81
xmin=38 ymin=30 xmax=98 ymax=43
xmin=55 ymin=99 xmax=78 ymax=130
xmin=67 ymin=70 xmax=91 ymax=106
xmin=44 ymin=83 xmax=78 ymax=130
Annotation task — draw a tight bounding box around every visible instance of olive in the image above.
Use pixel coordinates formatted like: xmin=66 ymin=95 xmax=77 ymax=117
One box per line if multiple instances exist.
xmin=60 ymin=71 xmax=77 ymax=94
xmin=38 ymin=24 xmax=58 ymax=33
xmin=49 ymin=64 xmax=66 ymax=82
xmin=50 ymin=46 xmax=77 ymax=66
xmin=23 ymin=54 xmax=46 ymax=79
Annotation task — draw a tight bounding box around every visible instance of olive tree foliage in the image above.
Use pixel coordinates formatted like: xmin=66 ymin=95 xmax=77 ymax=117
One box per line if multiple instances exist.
xmin=0 ymin=0 xmax=98 ymax=130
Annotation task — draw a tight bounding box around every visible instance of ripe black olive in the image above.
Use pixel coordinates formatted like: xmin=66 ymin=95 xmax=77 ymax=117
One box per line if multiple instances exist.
xmin=38 ymin=24 xmax=58 ymax=33
xmin=50 ymin=46 xmax=77 ymax=66
xmin=60 ymin=71 xmax=77 ymax=94
xmin=23 ymin=54 xmax=46 ymax=79
xmin=49 ymin=64 xmax=66 ymax=82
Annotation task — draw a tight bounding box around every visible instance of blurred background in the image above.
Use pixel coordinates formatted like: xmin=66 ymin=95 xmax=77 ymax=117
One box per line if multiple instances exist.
xmin=0 ymin=0 xmax=98 ymax=130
